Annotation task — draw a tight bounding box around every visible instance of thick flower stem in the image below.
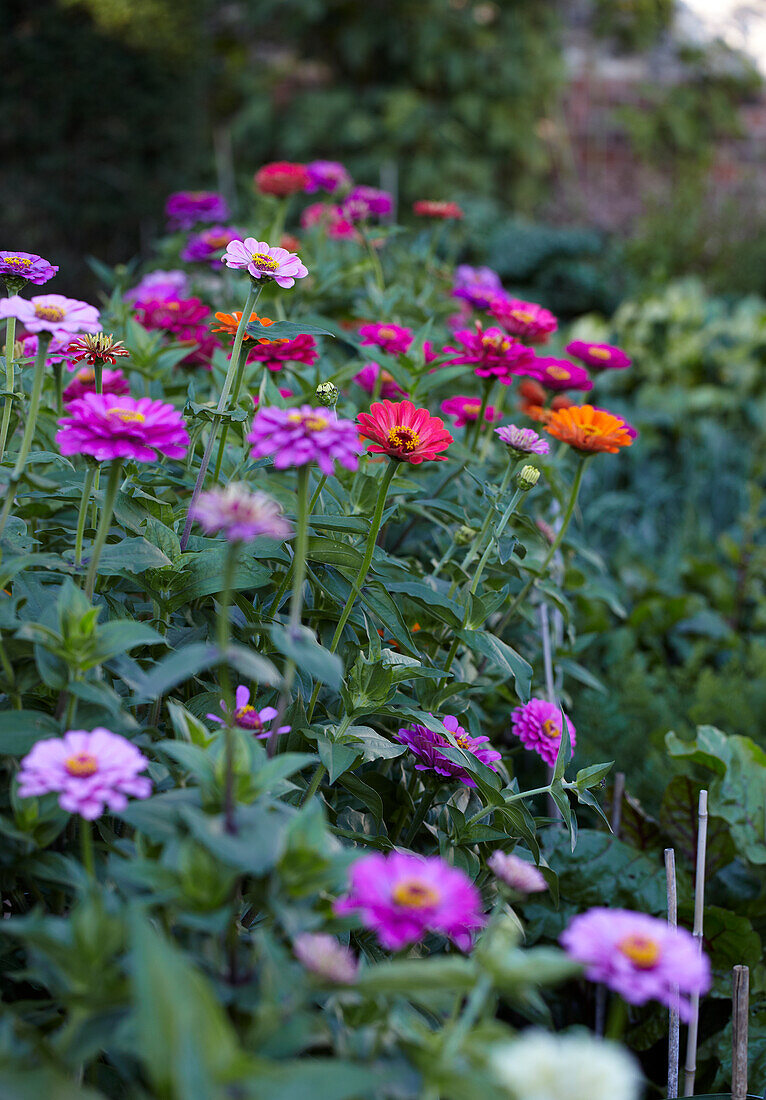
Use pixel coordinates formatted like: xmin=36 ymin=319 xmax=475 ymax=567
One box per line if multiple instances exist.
xmin=180 ymin=282 xmax=262 ymax=551
xmin=84 ymin=461 xmax=122 ymax=601
xmin=218 ymin=543 xmax=238 ymax=834
xmin=0 ymin=315 xmax=17 ymax=458
xmin=267 ymin=474 xmax=326 ymax=618
xmin=53 ymin=363 xmax=64 ymax=415
xmin=0 ymin=332 xmax=51 ymax=542
xmin=74 ymin=465 xmax=96 ymax=570
xmin=306 ymin=459 xmax=398 ymax=722
xmin=468 ymin=381 xmax=492 ymax=453
xmin=212 ymin=332 xmax=253 ymax=482
xmin=80 ymin=819 xmax=95 ymax=879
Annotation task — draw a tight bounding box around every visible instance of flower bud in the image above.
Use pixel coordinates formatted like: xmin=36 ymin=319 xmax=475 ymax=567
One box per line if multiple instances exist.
xmin=315 ymin=381 xmax=338 ymax=408
xmin=515 ymin=465 xmax=540 ymax=491
xmin=454 ymin=524 xmax=477 ymax=546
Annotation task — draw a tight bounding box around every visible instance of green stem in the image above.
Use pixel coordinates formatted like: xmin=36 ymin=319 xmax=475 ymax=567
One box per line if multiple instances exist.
xmin=218 ymin=543 xmax=238 ymax=834
xmin=212 ymin=333 xmax=253 ymax=481
xmin=301 ymin=762 xmax=326 ymax=805
xmin=478 ymin=384 xmax=506 ymax=460
xmin=0 ymin=634 xmax=22 ymax=709
xmin=468 ymin=382 xmax=492 ymax=453
xmin=359 ymin=225 xmax=385 ymax=293
xmin=84 ymin=461 xmax=122 ymax=601
xmin=74 ymin=466 xmax=96 ymax=570
xmin=0 ymin=332 xmax=51 ymax=541
xmin=403 ymin=782 xmax=438 ymax=847
xmin=90 ymin=468 xmax=100 ymax=532
xmin=305 ymin=460 xmax=398 ymax=722
xmin=267 ymin=475 xmax=326 ymax=618
xmin=454 ymin=460 xmax=516 ymax=580
xmin=463 ymin=784 xmax=553 ymax=831
xmin=94 ymin=360 xmax=103 ymax=395
xmin=0 ymin=314 xmax=17 ymax=458
xmin=80 ymin=818 xmax=95 ymax=879
xmin=605 ymin=994 xmax=629 ymax=1040
xmin=441 ymin=974 xmax=492 ymax=1061
xmin=53 ymin=362 xmax=63 ymax=416
xmin=467 ymin=486 xmax=523 ymax=597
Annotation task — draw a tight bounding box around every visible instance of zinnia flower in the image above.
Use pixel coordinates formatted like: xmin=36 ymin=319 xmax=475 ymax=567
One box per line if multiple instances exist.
xmin=452 ymin=265 xmax=503 ymax=311
xmin=561 ymin=908 xmax=711 ymax=1021
xmin=0 ymin=251 xmax=58 ymax=288
xmin=528 ymin=357 xmax=593 ymax=393
xmin=66 ymin=333 xmax=129 ymax=367
xmin=488 ymin=850 xmax=548 ymax=893
xmin=248 ymin=405 xmax=361 ymax=476
xmin=592 ymin=408 xmax=638 ymax=440
xmin=56 ymin=393 xmax=189 ymax=463
xmin=395 ymin=715 xmax=501 ymax=787
xmin=191 ymin=483 xmax=292 ymax=542
xmin=293 ymin=933 xmax=358 ymax=983
xmin=494 ymin=424 xmax=550 ymax=456
xmin=207 ymin=685 xmax=291 ymax=738
xmin=491 ymin=1030 xmax=643 ymax=1100
xmin=443 ymin=323 xmax=535 ymax=384
xmin=510 ymin=697 xmax=576 ymax=768
xmin=134 ymin=296 xmax=218 ymax=369
xmin=566 ymin=340 xmax=631 ymax=371
xmin=305 ymin=160 xmax=352 ymax=194
xmin=413 ymin=200 xmax=464 ymax=219
xmin=63 ymin=367 xmax=130 ymax=404
xmin=254 ymin=161 xmax=310 ymax=196
xmin=165 ymin=191 xmax=229 ymax=230
xmin=334 ymin=851 xmax=485 ymax=951
xmin=125 ymin=269 xmax=189 ymax=304
xmin=0 ymin=294 xmax=100 ymax=341
xmin=359 ymin=322 xmax=414 ymax=357
xmin=517 ymin=379 xmax=574 ymax=423
xmin=18 ymin=728 xmax=152 ymax=820
xmin=22 ymin=334 xmax=80 ymax=370
xmin=300 ymin=202 xmax=357 ymax=240
xmin=211 ymin=310 xmax=275 ymax=342
xmin=181 ymin=226 xmax=242 ymax=266
xmin=222 ymin=238 xmax=308 ymax=288
xmin=353 ymin=363 xmax=407 ymax=400
xmin=545 ymin=405 xmax=634 ymax=455
xmin=440 ymin=395 xmax=501 ymax=428
xmin=357 ymin=400 xmax=453 ymax=464
xmin=246 ymin=333 xmax=318 ymax=373
xmin=341 ymin=185 xmax=393 ymax=221
xmin=490 ymin=296 xmax=558 ymax=344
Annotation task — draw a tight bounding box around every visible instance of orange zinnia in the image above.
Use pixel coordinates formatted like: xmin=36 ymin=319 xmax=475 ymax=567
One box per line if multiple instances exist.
xmin=211 ymin=311 xmax=276 ymax=344
xmin=545 ymin=405 xmax=634 ymax=454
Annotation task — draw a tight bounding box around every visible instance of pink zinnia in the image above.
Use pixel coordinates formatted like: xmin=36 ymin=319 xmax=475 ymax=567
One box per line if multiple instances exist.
xmin=490 ymin=297 xmax=558 ymax=345
xmin=395 ymin=715 xmax=501 ymax=788
xmin=488 ymin=850 xmax=548 ymax=894
xmin=207 ymin=685 xmax=291 ymax=738
xmin=305 ymin=160 xmax=352 ymax=195
xmin=248 ymin=405 xmax=361 ymax=476
xmin=18 ymin=728 xmax=152 ymax=820
xmin=56 ymin=393 xmax=189 ymax=463
xmin=246 ymin=333 xmax=318 ymax=373
xmin=443 ymin=323 xmax=535 ymax=385
xmin=353 ymin=363 xmax=407 ymax=400
xmin=359 ymin=322 xmax=413 ymax=357
xmin=561 ymin=908 xmax=711 ymax=1021
xmin=357 ymin=400 xmax=453 ymax=464
xmin=528 ymin=357 xmax=593 ymax=393
xmin=125 ymin=269 xmax=189 ymax=304
xmin=566 ymin=340 xmax=632 ymax=371
xmin=135 ymin=295 xmax=209 ymax=334
xmin=440 ymin=395 xmax=501 ymax=428
xmin=0 ymin=251 xmax=58 ymax=287
xmin=334 ymin=851 xmax=486 ymax=951
xmin=0 ymin=294 xmax=100 ymax=341
xmin=191 ymin=483 xmax=292 ymax=543
xmin=181 ymin=226 xmax=243 ymax=266
xmin=341 ymin=185 xmax=393 ymax=221
xmin=510 ymin=697 xmax=576 ymax=768
xmin=254 ymin=161 xmax=310 ymax=197
xmin=222 ymin=238 xmax=308 ymax=288
xmin=293 ymin=933 xmax=358 ymax=983
xmin=452 ymin=265 xmax=503 ymax=311
xmin=253 ymin=389 xmax=293 ymax=408
xmin=165 ymin=191 xmax=229 ymax=230
xmin=63 ymin=367 xmax=130 ymax=404
xmin=494 ymin=424 xmax=550 ymax=456
xmin=22 ymin=334 xmax=78 ymax=370
xmin=300 ymin=202 xmax=357 ymax=240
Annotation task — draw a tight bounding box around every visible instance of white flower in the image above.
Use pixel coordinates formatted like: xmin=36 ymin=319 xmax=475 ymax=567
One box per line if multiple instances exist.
xmin=491 ymin=1030 xmax=642 ymax=1100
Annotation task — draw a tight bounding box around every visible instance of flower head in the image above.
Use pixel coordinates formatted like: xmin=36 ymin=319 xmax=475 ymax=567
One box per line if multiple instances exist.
xmin=440 ymin=395 xmax=501 ymax=428
xmin=341 ymin=185 xmax=393 ymax=221
xmin=254 ymin=161 xmax=310 ymax=196
xmin=63 ymin=367 xmax=130 ymax=404
xmin=491 ymin=1030 xmax=642 ymax=1100
xmin=222 ymin=238 xmax=308 ymax=288
xmin=191 ymin=483 xmax=292 ymax=543
xmin=413 ymin=200 xmax=464 ymax=219
xmin=300 ymin=202 xmax=357 ymax=240
xmin=207 ymin=685 xmax=291 ymax=738
xmin=246 ymin=333 xmax=318 ymax=373
xmin=305 ymin=160 xmax=352 ymax=195
xmin=181 ymin=226 xmax=242 ymax=266
xmin=566 ymin=340 xmax=631 ymax=371
xmin=359 ymin=322 xmax=413 ymax=357
xmin=443 ymin=323 xmax=535 ymax=384
xmin=334 ymin=851 xmax=485 ymax=951
xmin=165 ymin=191 xmax=229 ymax=230
xmin=510 ymin=697 xmax=576 ymax=768
xmin=452 ymin=265 xmax=503 ymax=311
xmin=134 ymin=296 xmax=218 ymax=369
xmin=517 ymin=379 xmax=574 ymax=423
xmin=248 ymin=405 xmax=361 ymax=476
xmin=18 ymin=728 xmax=152 ymax=820
xmin=545 ymin=405 xmax=635 ymax=455
xmin=211 ymin=310 xmax=274 ymax=342
xmin=592 ymin=407 xmax=638 ymax=440
xmin=0 ymin=251 xmax=58 ymax=289
xmin=0 ymin=294 xmax=100 ymax=341
xmin=357 ymin=400 xmax=453 ymax=464
xmin=56 ymin=393 xmax=189 ymax=463
xmin=125 ymin=269 xmax=189 ymax=304
xmin=529 ymin=357 xmax=593 ymax=393
xmin=395 ymin=715 xmax=501 ymax=787
xmin=353 ymin=363 xmax=407 ymax=400
xmin=494 ymin=423 xmax=550 ymax=456
xmin=490 ymin=296 xmax=558 ymax=344
xmin=488 ymin=850 xmax=548 ymax=894
xmin=65 ymin=333 xmax=129 ymax=367
xmin=293 ymin=933 xmax=358 ymax=983
xmin=561 ymin=908 xmax=711 ymax=1021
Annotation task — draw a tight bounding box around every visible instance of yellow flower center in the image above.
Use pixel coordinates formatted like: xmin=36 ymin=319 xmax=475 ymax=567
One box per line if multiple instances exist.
xmin=64 ymin=752 xmax=98 ymax=777
xmin=618 ymin=933 xmax=661 ymax=969
xmin=463 ymin=402 xmax=481 ymax=416
xmin=589 ymin=347 xmax=611 ymax=359
xmin=287 ymin=411 xmax=329 ymax=432
xmin=5 ymin=256 xmax=33 ymax=267
xmin=455 ymin=734 xmax=471 ymax=749
xmin=377 ymin=326 xmax=398 ymax=340
xmin=391 ymin=878 xmax=440 ymax=909
xmin=547 ymin=367 xmax=571 ymax=380
xmin=34 ymin=305 xmax=65 ymax=322
xmin=76 ymin=368 xmax=96 ymax=383
xmin=510 ymin=309 xmax=534 ymax=323
xmin=541 ymin=718 xmax=560 ymax=739
xmin=235 ymin=704 xmax=263 ymax=729
xmin=251 ymin=252 xmax=280 ymax=272
xmin=387 ymin=425 xmax=420 ymax=452
xmin=107 ymin=408 xmax=146 ymax=424
xmin=482 ymin=335 xmax=511 ymax=352
xmin=205 ymin=233 xmax=231 ymax=248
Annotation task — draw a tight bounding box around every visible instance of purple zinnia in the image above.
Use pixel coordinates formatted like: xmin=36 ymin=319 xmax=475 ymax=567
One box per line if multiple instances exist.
xmin=293 ymin=933 xmax=358 ymax=983
xmin=125 ymin=269 xmax=189 ymax=304
xmin=248 ymin=405 xmax=361 ymax=476
xmin=561 ymin=908 xmax=711 ymax=1021
xmin=396 ymin=715 xmax=501 ymax=787
xmin=207 ymin=685 xmax=290 ymax=738
xmin=341 ymin=185 xmax=393 ymax=222
xmin=305 ymin=160 xmax=352 ymax=195
xmin=494 ymin=424 xmax=550 ymax=456
xmin=165 ymin=190 xmax=229 ymax=230
xmin=191 ymin=483 xmax=292 ymax=543
xmin=0 ymin=294 xmax=100 ymax=341
xmin=566 ymin=340 xmax=632 ymax=371
xmin=488 ymin=850 xmax=548 ymax=894
xmin=181 ymin=226 xmax=243 ymax=266
xmin=452 ymin=265 xmax=504 ymax=311
xmin=56 ymin=393 xmax=189 ymax=463
xmin=18 ymin=728 xmax=152 ymax=820
xmin=510 ymin=697 xmax=576 ymax=768
xmin=0 ymin=251 xmax=58 ymax=288
xmin=334 ymin=851 xmax=486 ymax=951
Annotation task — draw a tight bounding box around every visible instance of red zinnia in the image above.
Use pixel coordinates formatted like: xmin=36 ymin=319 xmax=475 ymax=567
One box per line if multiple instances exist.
xmin=254 ymin=162 xmax=310 ymax=197
xmin=413 ymin=200 xmax=464 ymax=220
xmin=357 ymin=400 xmax=453 ymax=464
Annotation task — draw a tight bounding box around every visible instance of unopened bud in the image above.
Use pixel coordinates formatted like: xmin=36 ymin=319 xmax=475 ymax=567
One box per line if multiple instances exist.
xmin=454 ymin=524 xmax=477 ymax=546
xmin=515 ymin=465 xmax=540 ymax=491
xmin=315 ymin=381 xmax=338 ymax=408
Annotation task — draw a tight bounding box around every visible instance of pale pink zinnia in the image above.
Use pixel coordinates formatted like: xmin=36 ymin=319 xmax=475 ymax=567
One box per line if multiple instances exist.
xmin=0 ymin=294 xmax=100 ymax=341
xmin=488 ymin=850 xmax=548 ymax=894
xmin=293 ymin=933 xmax=358 ymax=983
xmin=510 ymin=697 xmax=576 ymax=767
xmin=56 ymin=393 xmax=189 ymax=463
xmin=17 ymin=728 xmax=152 ymax=819
xmin=191 ymin=483 xmax=292 ymax=543
xmin=222 ymin=238 xmax=308 ymax=288
xmin=494 ymin=424 xmax=550 ymax=456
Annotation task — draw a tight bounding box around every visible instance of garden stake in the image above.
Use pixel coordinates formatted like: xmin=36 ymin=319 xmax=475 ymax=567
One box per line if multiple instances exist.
xmin=732 ymin=964 xmax=749 ymax=1100
xmin=684 ymin=789 xmax=709 ymax=1097
xmin=666 ymin=847 xmax=680 ymax=1099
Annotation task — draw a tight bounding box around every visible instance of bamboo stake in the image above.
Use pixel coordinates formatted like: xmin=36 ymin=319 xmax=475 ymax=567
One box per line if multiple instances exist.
xmin=665 ymin=848 xmax=680 ymax=1099
xmin=731 ymin=965 xmax=749 ymax=1100
xmin=684 ymin=789 xmax=708 ymax=1097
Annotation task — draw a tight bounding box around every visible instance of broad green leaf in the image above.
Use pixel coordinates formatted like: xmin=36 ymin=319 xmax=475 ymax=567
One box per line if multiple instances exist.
xmin=459 ymin=629 xmax=532 ymax=701
xmin=270 ymin=623 xmax=343 ymax=688
xmin=245 ymin=319 xmax=336 ymax=339
xmin=0 ymin=709 xmax=59 ymax=754
xmin=98 ymin=537 xmax=172 ymax=575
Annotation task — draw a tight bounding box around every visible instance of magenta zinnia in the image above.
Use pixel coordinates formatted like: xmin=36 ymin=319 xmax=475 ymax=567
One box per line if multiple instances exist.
xmin=56 ymin=393 xmax=189 ymax=463
xmin=443 ymin=323 xmax=535 ymax=384
xmin=181 ymin=226 xmax=242 ymax=266
xmin=207 ymin=685 xmax=291 ymax=739
xmin=305 ymin=160 xmax=352 ymax=195
xmin=490 ymin=296 xmax=558 ymax=344
xmin=0 ymin=251 xmax=58 ymax=287
xmin=248 ymin=405 xmax=361 ymax=476
xmin=125 ymin=269 xmax=189 ymax=304
xmin=359 ymin=322 xmax=414 ymax=357
xmin=63 ymin=367 xmax=129 ymax=404
xmin=440 ymin=395 xmax=501 ymax=428
xmin=165 ymin=190 xmax=229 ymax=230
xmin=334 ymin=851 xmax=485 ymax=951
xmin=353 ymin=363 xmax=407 ymax=400
xmin=395 ymin=715 xmax=501 ymax=787
xmin=566 ymin=340 xmax=632 ymax=371
xmin=246 ymin=333 xmax=318 ymax=373
xmin=222 ymin=238 xmax=308 ymax=288
xmin=452 ymin=264 xmax=503 ymax=310
xmin=528 ymin=357 xmax=593 ymax=393
xmin=191 ymin=484 xmax=292 ymax=543
xmin=510 ymin=697 xmax=576 ymax=767
xmin=0 ymin=294 xmax=100 ymax=341
xmin=357 ymin=400 xmax=453 ymax=464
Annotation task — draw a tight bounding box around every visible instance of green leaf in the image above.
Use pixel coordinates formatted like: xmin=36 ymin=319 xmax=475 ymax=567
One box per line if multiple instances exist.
xmin=86 ymin=620 xmax=167 ymax=665
xmin=354 ymin=957 xmax=478 ymax=994
xmin=270 ymin=623 xmax=343 ymax=688
xmin=0 ymin=709 xmax=59 ymax=755
xmin=167 ymin=546 xmax=270 ymax=610
xmin=179 ymin=804 xmax=287 ymax=874
xmin=98 ymin=537 xmax=172 ymax=575
xmin=245 ymin=319 xmax=336 ymax=339
xmin=248 ymin=1060 xmax=384 ymax=1100
xmin=459 ymin=629 xmax=532 ymax=701
xmin=317 ymin=737 xmax=360 ymax=783
xmin=575 ymin=761 xmax=614 ymax=790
